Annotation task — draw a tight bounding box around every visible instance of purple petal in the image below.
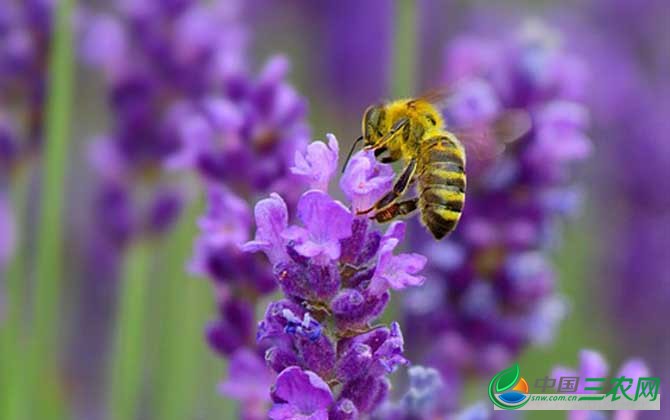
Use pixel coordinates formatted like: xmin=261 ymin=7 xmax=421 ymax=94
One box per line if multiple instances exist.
xmin=528 ymin=101 xmax=592 ymax=172
xmin=370 ymin=237 xmax=427 ymax=294
xmin=339 ymin=150 xmax=394 ymax=211
xmin=379 ymin=257 xmax=426 ymax=292
xmin=271 ymin=366 xmax=334 ymax=417
xmin=291 ymin=134 xmax=339 ymax=191
xmin=198 ymin=187 xmax=250 ymax=247
xmin=578 ymin=350 xmax=609 ymax=392
xmin=293 ymin=241 xmax=326 ymax=259
xmin=268 ymin=404 xmax=301 ymax=420
xmin=87 ymin=135 xmax=127 ymax=180
xmin=259 ymin=55 xmax=290 ymax=86
xmin=80 ymin=14 xmax=127 ymax=76
xmin=241 ymin=193 xmax=289 ymax=264
xmin=281 ymin=225 xmax=309 ymax=242
xmin=297 ymin=190 xmax=352 ymax=240
xmin=288 ymin=190 xmax=353 ymax=262
xmin=219 ymin=349 xmax=274 ymax=402
xmin=444 ymin=36 xmax=500 ymax=82
xmin=617 ymin=358 xmax=649 ymax=386
xmin=383 ymin=221 xmax=406 ymax=243
xmin=445 ymin=78 xmax=500 ymax=126
xmin=165 ymin=107 xmax=212 ymax=170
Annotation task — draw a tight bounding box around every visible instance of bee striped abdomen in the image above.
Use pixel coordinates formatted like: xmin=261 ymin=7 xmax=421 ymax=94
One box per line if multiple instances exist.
xmin=418 ymin=134 xmax=466 ymax=239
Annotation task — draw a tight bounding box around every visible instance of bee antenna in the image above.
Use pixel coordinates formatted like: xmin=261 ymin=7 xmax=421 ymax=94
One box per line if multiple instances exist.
xmin=342 ymin=136 xmax=364 ymax=173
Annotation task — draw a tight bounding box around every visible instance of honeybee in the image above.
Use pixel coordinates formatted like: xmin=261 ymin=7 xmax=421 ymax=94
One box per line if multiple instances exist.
xmin=343 ymin=88 xmax=531 ymax=239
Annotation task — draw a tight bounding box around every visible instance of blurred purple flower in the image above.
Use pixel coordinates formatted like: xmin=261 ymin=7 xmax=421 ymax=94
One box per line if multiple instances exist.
xmin=527 ymin=101 xmax=591 ymax=181
xmin=404 ymin=20 xmax=591 ymax=412
xmin=375 ymin=366 xmax=438 ymax=418
xmin=290 ymin=0 xmax=393 ymax=113
xmin=569 ymin=5 xmax=670 ymax=415
xmin=167 ymin=55 xmax=310 ymax=201
xmin=0 ymin=192 xmax=15 ymax=270
xmin=0 ymin=0 xmax=54 ymax=174
xmin=373 ymin=365 xmax=491 ymax=419
xmin=173 ymin=46 xmax=314 ymax=420
xmin=145 ymin=188 xmax=183 ymax=236
xmin=446 ymin=78 xmax=501 ymax=127
xmin=220 ymin=348 xmax=274 ymax=420
xmin=197 ymin=186 xmax=251 ymax=248
xmin=78 ymin=3 xmax=309 ymax=417
xmin=83 ymin=0 xmax=251 ymax=247
xmin=552 ymin=350 xmax=649 ymax=420
xmin=0 ymin=115 xmax=19 ymax=178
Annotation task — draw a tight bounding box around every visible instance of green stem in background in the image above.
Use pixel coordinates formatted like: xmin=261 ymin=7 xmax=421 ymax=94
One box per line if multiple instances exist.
xmin=27 ymin=0 xmax=75 ymax=417
xmin=0 ymin=169 xmax=31 ymax=420
xmin=152 ymin=199 xmax=214 ymax=420
xmin=107 ymin=241 xmax=153 ymax=420
xmin=391 ymin=0 xmax=417 ymax=98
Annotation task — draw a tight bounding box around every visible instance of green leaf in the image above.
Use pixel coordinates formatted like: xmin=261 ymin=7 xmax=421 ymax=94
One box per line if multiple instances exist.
xmin=495 ymin=364 xmax=520 ymax=393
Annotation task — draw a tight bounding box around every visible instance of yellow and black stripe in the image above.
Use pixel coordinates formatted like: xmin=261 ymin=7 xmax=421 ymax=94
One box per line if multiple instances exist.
xmin=417 ymin=133 xmax=467 ymax=239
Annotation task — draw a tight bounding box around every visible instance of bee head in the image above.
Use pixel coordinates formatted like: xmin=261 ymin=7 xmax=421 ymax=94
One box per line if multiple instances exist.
xmin=362 ymin=104 xmax=386 ymax=146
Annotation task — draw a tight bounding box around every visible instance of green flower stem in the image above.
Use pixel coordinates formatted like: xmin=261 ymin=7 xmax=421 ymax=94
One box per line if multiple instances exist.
xmin=152 ymin=199 xmax=213 ymax=420
xmin=0 ymin=169 xmax=31 ymax=420
xmin=27 ymin=0 xmax=75 ymax=417
xmin=391 ymin=0 xmax=417 ymax=98
xmin=107 ymin=241 xmax=153 ymax=420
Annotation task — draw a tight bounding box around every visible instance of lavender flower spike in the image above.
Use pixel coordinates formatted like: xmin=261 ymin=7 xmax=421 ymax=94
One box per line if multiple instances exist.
xmin=246 ymin=134 xmax=427 ymax=417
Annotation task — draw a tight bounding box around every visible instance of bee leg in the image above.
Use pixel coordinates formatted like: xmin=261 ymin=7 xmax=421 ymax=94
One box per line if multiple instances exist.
xmin=357 ymin=158 xmax=417 ymax=215
xmin=373 ymin=198 xmax=419 ymax=223
xmin=374 ymin=146 xmax=400 ymax=164
xmin=374 ymin=147 xmax=388 ymax=158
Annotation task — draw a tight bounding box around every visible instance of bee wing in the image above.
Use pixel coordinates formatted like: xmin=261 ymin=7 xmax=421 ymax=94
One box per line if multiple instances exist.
xmin=451 ymin=110 xmax=532 ymax=161
xmin=409 ymin=84 xmax=466 ymax=108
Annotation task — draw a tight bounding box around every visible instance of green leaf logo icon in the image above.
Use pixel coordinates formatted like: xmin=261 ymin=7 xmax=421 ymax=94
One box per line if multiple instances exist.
xmin=488 ymin=364 xmax=528 ymax=410
xmin=495 ymin=364 xmax=520 ymax=393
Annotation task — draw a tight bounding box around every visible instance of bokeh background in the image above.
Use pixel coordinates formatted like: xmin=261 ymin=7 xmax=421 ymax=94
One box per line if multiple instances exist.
xmin=0 ymin=0 xmax=668 ymax=419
